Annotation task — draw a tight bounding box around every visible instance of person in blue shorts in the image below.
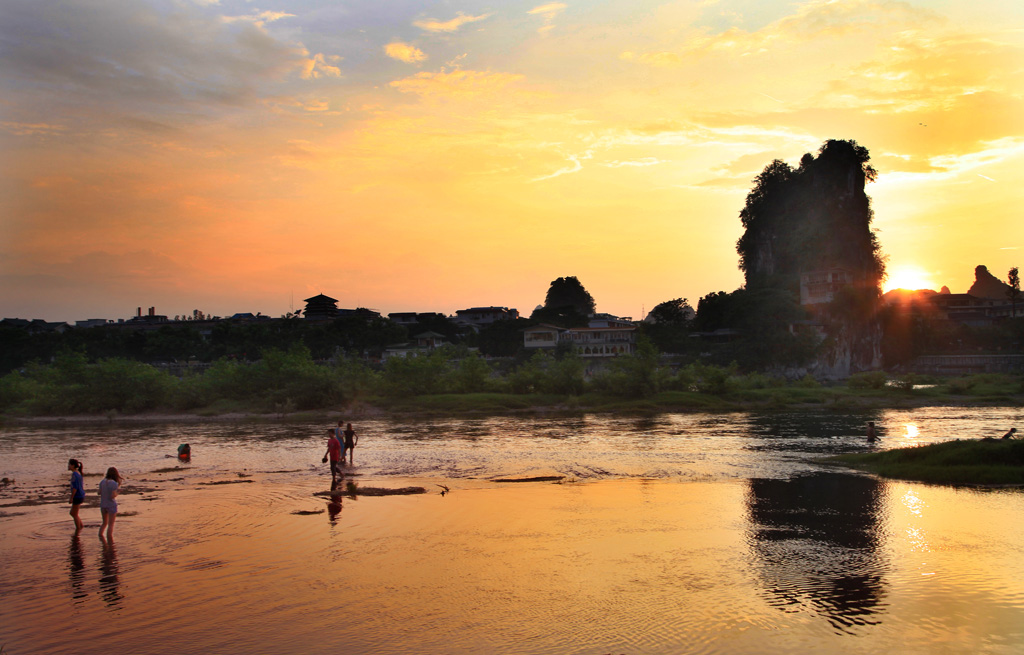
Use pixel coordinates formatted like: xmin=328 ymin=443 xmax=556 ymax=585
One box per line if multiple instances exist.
xmin=68 ymin=458 xmax=85 ymax=532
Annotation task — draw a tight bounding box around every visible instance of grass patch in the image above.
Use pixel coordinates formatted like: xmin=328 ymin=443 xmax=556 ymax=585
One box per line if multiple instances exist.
xmin=829 ymin=439 xmax=1024 ymax=485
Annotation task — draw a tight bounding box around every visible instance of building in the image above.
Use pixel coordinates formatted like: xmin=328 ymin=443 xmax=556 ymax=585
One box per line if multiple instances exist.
xmin=929 ymin=293 xmax=1007 ymax=327
xmin=800 ymin=269 xmax=852 ymax=306
xmin=454 ymin=306 xmax=519 ymax=329
xmin=523 ymin=317 xmax=636 ymax=358
xmin=75 ymin=319 xmax=111 ymax=328
xmin=303 ymin=294 xmax=339 ymax=320
xmin=882 ymin=289 xmax=1016 ymax=327
xmin=0 ymin=318 xmax=70 ymax=334
xmin=523 ymin=324 xmax=561 ymax=350
xmin=126 ymin=306 xmax=169 ymax=325
xmin=388 ymin=311 xmax=445 ymax=325
xmin=382 ymin=331 xmax=449 ymax=360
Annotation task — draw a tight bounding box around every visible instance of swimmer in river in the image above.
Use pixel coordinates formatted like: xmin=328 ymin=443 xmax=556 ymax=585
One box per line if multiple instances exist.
xmin=866 ymin=421 xmax=877 ymax=443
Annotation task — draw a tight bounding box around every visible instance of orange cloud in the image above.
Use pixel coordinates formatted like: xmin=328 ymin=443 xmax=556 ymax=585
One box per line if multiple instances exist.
xmin=385 ymin=42 xmax=427 ymax=63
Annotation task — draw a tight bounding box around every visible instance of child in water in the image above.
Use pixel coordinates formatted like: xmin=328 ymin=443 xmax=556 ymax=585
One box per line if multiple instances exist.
xmin=98 ymin=467 xmax=122 ymax=540
xmin=343 ymin=423 xmax=357 ymax=463
xmin=68 ymin=458 xmax=85 ymax=532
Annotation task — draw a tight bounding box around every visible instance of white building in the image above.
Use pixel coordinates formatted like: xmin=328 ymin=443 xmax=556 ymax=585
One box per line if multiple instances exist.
xmin=522 ymin=318 xmax=636 ymax=358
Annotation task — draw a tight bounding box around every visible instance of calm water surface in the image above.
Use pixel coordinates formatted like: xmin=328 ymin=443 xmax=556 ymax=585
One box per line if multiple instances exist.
xmin=1 ymin=407 xmax=1023 ymax=654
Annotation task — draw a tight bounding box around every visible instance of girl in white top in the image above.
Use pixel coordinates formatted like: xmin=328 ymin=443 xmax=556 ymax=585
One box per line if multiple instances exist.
xmin=98 ymin=467 xmax=122 ymax=540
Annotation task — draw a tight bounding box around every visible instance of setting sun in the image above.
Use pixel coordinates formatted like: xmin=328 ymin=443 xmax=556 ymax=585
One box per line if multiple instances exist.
xmin=884 ymin=266 xmax=937 ymax=293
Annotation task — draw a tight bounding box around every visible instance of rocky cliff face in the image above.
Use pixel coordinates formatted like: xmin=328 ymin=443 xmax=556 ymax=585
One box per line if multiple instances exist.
xmin=967 ymin=265 xmax=1011 ymax=299
xmin=811 ymin=321 xmax=883 ymax=379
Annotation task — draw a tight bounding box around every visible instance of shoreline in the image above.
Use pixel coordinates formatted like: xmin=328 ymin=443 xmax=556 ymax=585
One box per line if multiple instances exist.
xmin=2 ymin=392 xmax=1021 ymax=427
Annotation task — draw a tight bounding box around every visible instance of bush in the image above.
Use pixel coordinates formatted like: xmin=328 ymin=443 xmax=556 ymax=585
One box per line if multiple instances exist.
xmin=381 ymin=350 xmax=452 ymax=397
xmin=890 ymin=373 xmax=918 ymax=391
xmin=0 ymin=371 xmax=40 ymax=412
xmin=445 ymin=352 xmax=495 ymax=393
xmin=334 ymin=356 xmax=381 ymax=401
xmin=847 ymin=370 xmax=888 ymax=390
xmin=684 ymin=362 xmax=738 ymax=395
xmin=944 ymin=377 xmax=976 ymax=394
xmin=588 ymin=338 xmax=667 ymax=398
xmin=82 ymin=358 xmax=172 ymax=412
xmin=795 ymin=373 xmax=820 ymax=388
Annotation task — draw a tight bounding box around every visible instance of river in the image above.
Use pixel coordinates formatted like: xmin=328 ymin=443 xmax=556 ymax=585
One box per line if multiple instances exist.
xmin=1 ymin=407 xmax=1022 ymax=654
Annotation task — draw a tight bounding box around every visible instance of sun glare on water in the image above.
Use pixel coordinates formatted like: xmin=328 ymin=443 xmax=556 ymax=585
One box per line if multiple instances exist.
xmin=884 ymin=266 xmax=936 ymax=293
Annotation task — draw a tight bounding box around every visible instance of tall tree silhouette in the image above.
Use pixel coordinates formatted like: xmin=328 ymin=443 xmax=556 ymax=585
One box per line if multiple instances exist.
xmin=1009 ymin=267 xmax=1021 ymax=318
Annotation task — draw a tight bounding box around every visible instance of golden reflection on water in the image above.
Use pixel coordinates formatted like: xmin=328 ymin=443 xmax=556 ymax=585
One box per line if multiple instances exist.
xmin=3 ymin=470 xmax=1024 ymax=654
xmin=901 ymin=423 xmax=920 ymax=446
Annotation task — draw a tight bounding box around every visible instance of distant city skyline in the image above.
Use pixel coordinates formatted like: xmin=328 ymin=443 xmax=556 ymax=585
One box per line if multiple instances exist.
xmin=2 ymin=0 xmax=1021 ymax=323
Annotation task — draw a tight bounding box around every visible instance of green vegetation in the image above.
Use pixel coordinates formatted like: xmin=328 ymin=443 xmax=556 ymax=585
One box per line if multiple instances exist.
xmin=1 ymin=342 xmax=1020 ymax=419
xmin=830 ymin=439 xmax=1024 ymax=485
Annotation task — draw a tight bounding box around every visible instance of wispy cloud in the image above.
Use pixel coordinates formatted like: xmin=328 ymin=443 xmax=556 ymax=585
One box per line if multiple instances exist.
xmin=414 ymin=13 xmax=491 ymax=33
xmin=532 ymin=150 xmax=593 ymax=182
xmin=621 ymin=0 xmax=935 ymax=66
xmin=528 ymin=2 xmax=567 ymax=34
xmin=222 ymin=10 xmax=295 ymax=26
xmin=1 ymin=121 xmax=68 ymax=137
xmin=390 ymin=69 xmax=523 ymax=98
xmin=603 ymin=158 xmax=665 ymax=168
xmin=385 ymin=42 xmax=427 ymax=64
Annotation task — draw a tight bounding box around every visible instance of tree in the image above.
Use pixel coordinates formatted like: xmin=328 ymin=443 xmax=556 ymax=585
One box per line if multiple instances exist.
xmin=694 ymin=291 xmax=736 ymax=333
xmin=648 ymin=298 xmax=694 ymax=325
xmin=642 ymin=298 xmax=695 ymax=354
xmin=1008 ymin=267 xmax=1021 ymax=318
xmin=542 ymin=276 xmax=596 ymax=315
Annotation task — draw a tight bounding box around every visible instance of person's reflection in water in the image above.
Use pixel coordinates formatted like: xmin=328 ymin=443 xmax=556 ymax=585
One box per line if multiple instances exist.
xmin=97 ymin=538 xmax=123 ymax=609
xmin=327 ymin=482 xmax=343 ymax=525
xmin=67 ymin=534 xmax=87 ymax=602
xmin=746 ymin=472 xmax=887 ymax=634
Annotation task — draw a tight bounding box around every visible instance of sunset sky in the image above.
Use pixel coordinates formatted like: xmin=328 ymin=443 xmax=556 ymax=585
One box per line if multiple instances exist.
xmin=2 ymin=0 xmax=1022 ymax=323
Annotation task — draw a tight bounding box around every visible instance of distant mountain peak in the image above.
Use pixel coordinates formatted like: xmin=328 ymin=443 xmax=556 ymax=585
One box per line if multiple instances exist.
xmin=967 ymin=265 xmax=1011 ymax=299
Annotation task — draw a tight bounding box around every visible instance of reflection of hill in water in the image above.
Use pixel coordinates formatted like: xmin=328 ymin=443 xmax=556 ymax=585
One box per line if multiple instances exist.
xmin=746 ymin=472 xmax=888 ymax=633
xmin=740 ymin=412 xmax=883 ymax=456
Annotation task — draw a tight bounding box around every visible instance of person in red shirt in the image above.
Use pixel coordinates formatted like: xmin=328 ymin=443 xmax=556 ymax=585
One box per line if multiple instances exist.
xmin=321 ymin=429 xmax=342 ymax=482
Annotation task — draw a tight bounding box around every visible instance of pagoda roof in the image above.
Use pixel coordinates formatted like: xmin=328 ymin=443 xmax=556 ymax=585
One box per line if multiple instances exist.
xmin=304 ymin=294 xmax=338 ymax=303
